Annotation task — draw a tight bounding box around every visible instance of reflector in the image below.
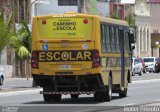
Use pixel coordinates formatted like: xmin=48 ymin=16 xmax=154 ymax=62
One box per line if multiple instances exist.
xmin=83 ymin=19 xmax=88 ymax=24
xmin=42 ymin=20 xmax=47 ymax=24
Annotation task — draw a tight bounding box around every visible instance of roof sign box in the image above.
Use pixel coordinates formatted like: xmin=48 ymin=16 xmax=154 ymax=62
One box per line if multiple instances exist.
xmin=121 ymin=0 xmax=135 ymax=4
xmin=147 ymin=0 xmax=160 ymax=3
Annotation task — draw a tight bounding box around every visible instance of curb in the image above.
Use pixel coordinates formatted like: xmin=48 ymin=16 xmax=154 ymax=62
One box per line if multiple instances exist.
xmin=0 ymin=88 xmax=42 ymax=97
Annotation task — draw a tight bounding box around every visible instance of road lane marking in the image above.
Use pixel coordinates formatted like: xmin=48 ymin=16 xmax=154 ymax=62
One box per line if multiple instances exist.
xmin=129 ymin=87 xmax=141 ymax=90
xmin=119 ymin=103 xmax=136 ymax=106
xmin=156 ymin=99 xmax=160 ymax=102
xmin=132 ymin=79 xmax=160 ymax=84
xmin=74 ymin=109 xmax=94 ymax=112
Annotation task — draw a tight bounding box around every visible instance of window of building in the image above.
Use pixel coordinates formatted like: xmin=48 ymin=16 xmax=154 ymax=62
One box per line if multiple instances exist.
xmin=140 ymin=29 xmax=143 ymax=51
xmin=19 ymin=0 xmax=24 ymax=20
xmin=58 ymin=0 xmax=77 ymax=6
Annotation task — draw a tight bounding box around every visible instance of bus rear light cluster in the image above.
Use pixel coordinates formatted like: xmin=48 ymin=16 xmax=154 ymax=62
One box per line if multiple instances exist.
xmin=92 ymin=50 xmax=100 ymax=68
xmin=83 ymin=19 xmax=88 ymax=24
xmin=42 ymin=20 xmax=47 ymax=25
xmin=31 ymin=51 xmax=39 ymax=69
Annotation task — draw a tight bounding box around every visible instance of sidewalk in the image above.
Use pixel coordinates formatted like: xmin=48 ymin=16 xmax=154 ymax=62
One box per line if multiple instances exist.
xmin=0 ymin=78 xmax=35 ymax=93
xmin=3 ymin=77 xmax=32 ymax=82
xmin=145 ymin=102 xmax=160 ymax=106
xmin=132 ymin=72 xmax=160 ymax=81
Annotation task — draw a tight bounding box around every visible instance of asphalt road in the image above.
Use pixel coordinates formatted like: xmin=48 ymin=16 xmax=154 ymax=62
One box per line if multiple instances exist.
xmin=0 ymin=73 xmax=160 ymax=112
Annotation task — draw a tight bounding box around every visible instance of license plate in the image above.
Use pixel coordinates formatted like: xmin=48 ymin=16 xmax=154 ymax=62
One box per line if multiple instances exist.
xmin=59 ymin=65 xmax=71 ymax=69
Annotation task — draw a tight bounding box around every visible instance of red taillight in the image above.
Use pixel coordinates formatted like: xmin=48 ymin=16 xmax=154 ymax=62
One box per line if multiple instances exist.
xmin=42 ymin=20 xmax=47 ymax=25
xmin=32 ymin=51 xmax=37 ymax=58
xmin=83 ymin=19 xmax=88 ymax=24
xmin=31 ymin=51 xmax=39 ymax=69
xmin=92 ymin=50 xmax=100 ymax=68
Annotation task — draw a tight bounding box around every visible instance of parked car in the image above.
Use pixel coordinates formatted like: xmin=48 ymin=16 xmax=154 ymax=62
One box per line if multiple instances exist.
xmin=154 ymin=57 xmax=160 ymax=73
xmin=138 ymin=58 xmax=146 ymax=73
xmin=132 ymin=58 xmax=143 ymax=76
xmin=143 ymin=57 xmax=157 ymax=73
xmin=0 ymin=67 xmax=4 ymax=85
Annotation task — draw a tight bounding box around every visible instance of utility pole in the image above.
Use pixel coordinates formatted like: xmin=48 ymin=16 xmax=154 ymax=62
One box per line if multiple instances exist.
xmin=77 ymin=0 xmax=81 ymax=13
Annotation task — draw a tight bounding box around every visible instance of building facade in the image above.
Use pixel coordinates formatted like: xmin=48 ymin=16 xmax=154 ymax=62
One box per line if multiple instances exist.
xmin=134 ymin=0 xmax=151 ymax=58
xmin=14 ymin=0 xmax=30 ymax=23
xmin=122 ymin=0 xmax=160 ymax=58
xmin=148 ymin=0 xmax=160 ymax=57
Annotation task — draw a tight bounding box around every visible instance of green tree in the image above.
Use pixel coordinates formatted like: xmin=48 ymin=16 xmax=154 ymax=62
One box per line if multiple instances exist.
xmin=126 ymin=12 xmax=135 ymax=27
xmin=0 ymin=12 xmax=13 ymax=64
xmin=110 ymin=12 xmax=119 ymax=20
xmin=9 ymin=22 xmax=31 ymax=78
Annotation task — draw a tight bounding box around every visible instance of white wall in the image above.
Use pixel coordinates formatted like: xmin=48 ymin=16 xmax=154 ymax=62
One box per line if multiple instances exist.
xmin=0 ymin=47 xmax=14 ymax=77
xmin=0 ymin=65 xmax=13 ymax=78
xmin=97 ymin=1 xmax=109 ymax=16
xmin=31 ymin=0 xmax=78 ymax=19
xmin=0 ymin=49 xmax=7 ymax=65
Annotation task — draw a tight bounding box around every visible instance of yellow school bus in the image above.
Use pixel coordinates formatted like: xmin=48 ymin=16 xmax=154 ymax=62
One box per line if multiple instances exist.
xmin=31 ymin=12 xmax=135 ymax=102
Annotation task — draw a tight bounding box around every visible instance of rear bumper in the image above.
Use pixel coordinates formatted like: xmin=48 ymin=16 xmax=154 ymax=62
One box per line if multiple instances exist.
xmin=32 ymin=74 xmax=105 ymax=92
xmin=40 ymin=91 xmax=94 ymax=95
xmin=146 ymin=67 xmax=154 ymax=72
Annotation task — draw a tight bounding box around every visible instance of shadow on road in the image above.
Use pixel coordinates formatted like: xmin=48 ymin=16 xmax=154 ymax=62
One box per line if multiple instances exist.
xmin=24 ymin=96 xmax=125 ymax=105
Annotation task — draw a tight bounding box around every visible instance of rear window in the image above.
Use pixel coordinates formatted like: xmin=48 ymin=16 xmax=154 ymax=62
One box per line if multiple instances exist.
xmin=37 ymin=18 xmax=93 ymax=39
xmin=143 ymin=58 xmax=154 ymax=62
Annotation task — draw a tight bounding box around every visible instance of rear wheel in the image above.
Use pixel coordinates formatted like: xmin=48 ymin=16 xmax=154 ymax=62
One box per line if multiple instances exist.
xmin=94 ymin=92 xmax=106 ymax=102
xmin=52 ymin=94 xmax=61 ymax=102
xmin=132 ymin=69 xmax=135 ymax=76
xmin=106 ymin=76 xmax=112 ymax=101
xmin=71 ymin=94 xmax=79 ymax=100
xmin=155 ymin=70 xmax=159 ymax=73
xmin=0 ymin=77 xmax=3 ymax=85
xmin=94 ymin=76 xmax=112 ymax=102
xmin=139 ymin=69 xmax=143 ymax=76
xmin=143 ymin=68 xmax=146 ymax=73
xmin=43 ymin=94 xmax=52 ymax=102
xmin=119 ymin=88 xmax=128 ymax=98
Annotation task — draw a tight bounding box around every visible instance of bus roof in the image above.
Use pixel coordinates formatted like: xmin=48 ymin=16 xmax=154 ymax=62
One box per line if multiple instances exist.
xmin=100 ymin=16 xmax=129 ymax=26
xmin=33 ymin=12 xmax=128 ymax=26
xmin=33 ymin=12 xmax=97 ymax=19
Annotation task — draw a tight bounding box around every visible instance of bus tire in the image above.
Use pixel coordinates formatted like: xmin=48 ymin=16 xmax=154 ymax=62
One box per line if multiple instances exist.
xmin=71 ymin=94 xmax=79 ymax=100
xmin=0 ymin=77 xmax=3 ymax=85
xmin=43 ymin=94 xmax=52 ymax=102
xmin=119 ymin=88 xmax=128 ymax=98
xmin=52 ymin=94 xmax=61 ymax=102
xmin=94 ymin=92 xmax=106 ymax=102
xmin=106 ymin=76 xmax=112 ymax=101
